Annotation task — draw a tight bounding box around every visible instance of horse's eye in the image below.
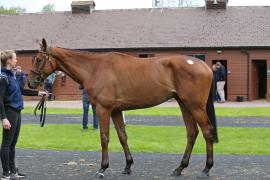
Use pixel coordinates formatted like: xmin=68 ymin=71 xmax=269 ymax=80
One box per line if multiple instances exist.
xmin=36 ymin=58 xmax=42 ymax=63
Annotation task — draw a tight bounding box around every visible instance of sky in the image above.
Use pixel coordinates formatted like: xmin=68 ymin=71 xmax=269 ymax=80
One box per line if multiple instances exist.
xmin=0 ymin=0 xmax=270 ymax=13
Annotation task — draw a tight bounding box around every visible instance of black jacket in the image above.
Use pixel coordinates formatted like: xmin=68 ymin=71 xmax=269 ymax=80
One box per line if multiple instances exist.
xmin=216 ymin=66 xmax=227 ymax=81
xmin=0 ymin=69 xmax=38 ymax=120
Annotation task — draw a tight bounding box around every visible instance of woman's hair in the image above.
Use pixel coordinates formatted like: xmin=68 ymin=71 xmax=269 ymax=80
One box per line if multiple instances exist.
xmin=0 ymin=50 xmax=15 ymax=68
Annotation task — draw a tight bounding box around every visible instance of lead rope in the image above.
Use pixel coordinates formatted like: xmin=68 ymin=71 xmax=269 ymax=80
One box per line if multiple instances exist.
xmin=34 ymin=92 xmax=48 ymax=127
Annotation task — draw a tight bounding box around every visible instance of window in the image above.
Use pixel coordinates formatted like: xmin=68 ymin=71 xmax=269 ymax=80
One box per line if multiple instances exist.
xmin=188 ymin=54 xmax=206 ymax=61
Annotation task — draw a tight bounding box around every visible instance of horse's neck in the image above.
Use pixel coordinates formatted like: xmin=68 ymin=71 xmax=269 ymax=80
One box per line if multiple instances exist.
xmin=52 ymin=48 xmax=97 ymax=84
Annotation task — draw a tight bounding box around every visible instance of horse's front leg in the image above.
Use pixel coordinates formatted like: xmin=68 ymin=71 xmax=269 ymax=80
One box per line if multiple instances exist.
xmin=95 ymin=105 xmax=112 ymax=178
xmin=111 ymin=111 xmax=133 ymax=175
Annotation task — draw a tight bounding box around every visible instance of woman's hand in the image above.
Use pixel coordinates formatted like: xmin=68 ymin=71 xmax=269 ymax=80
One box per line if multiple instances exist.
xmin=2 ymin=118 xmax=11 ymax=130
xmin=38 ymin=91 xmax=48 ymax=97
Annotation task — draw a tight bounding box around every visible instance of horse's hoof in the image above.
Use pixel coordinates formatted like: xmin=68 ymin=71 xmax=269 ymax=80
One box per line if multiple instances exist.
xmin=171 ymin=170 xmax=181 ymax=176
xmin=94 ymin=171 xmax=105 ymax=178
xmin=122 ymin=168 xmax=132 ymax=175
xmin=197 ymin=172 xmax=209 ymax=179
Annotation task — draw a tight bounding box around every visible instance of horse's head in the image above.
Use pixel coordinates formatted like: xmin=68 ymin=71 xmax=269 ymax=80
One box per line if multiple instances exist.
xmin=28 ymin=38 xmax=56 ymax=89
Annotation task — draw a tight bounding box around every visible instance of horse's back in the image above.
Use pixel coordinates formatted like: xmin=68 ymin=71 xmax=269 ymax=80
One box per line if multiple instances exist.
xmin=107 ymin=53 xmax=212 ymax=87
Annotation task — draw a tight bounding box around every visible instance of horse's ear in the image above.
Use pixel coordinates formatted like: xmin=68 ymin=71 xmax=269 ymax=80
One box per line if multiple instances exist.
xmin=41 ymin=38 xmax=47 ymax=51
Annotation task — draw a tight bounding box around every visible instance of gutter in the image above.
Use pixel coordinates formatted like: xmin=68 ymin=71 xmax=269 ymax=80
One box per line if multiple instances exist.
xmin=241 ymin=49 xmax=250 ymax=100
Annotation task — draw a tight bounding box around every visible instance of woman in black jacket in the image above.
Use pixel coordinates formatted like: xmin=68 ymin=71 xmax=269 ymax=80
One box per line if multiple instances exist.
xmin=0 ymin=50 xmax=47 ymax=180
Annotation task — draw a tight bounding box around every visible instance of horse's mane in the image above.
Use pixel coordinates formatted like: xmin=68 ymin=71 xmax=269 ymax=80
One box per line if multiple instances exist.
xmin=55 ymin=47 xmax=133 ymax=58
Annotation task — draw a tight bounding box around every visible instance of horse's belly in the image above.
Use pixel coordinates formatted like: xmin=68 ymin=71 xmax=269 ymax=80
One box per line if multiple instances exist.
xmin=115 ymin=87 xmax=175 ymax=110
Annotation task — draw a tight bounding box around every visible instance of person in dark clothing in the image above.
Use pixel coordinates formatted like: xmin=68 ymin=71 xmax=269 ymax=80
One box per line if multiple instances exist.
xmin=215 ymin=62 xmax=227 ymax=103
xmin=0 ymin=50 xmax=47 ymax=180
xmin=79 ymin=84 xmax=99 ymax=130
xmin=44 ymin=72 xmax=56 ymax=101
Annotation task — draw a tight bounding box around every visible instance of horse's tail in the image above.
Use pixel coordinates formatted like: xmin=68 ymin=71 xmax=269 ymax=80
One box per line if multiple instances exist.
xmin=206 ymin=79 xmax=219 ymax=143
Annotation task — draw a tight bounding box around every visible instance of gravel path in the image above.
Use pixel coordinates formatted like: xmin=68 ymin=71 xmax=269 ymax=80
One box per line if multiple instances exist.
xmin=22 ymin=114 xmax=270 ymax=127
xmin=2 ymin=149 xmax=269 ymax=180
xmin=11 ymin=114 xmax=270 ymax=179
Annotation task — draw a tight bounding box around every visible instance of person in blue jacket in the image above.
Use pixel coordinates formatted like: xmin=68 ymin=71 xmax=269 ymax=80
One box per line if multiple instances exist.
xmin=0 ymin=50 xmax=47 ymax=180
xmin=14 ymin=66 xmax=26 ymax=89
xmin=44 ymin=72 xmax=56 ymax=101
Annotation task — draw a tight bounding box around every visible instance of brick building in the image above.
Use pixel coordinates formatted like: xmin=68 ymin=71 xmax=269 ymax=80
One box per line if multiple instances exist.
xmin=1 ymin=0 xmax=270 ymax=101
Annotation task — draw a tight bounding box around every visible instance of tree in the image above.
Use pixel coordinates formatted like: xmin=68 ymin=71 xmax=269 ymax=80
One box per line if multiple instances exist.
xmin=154 ymin=0 xmax=204 ymax=7
xmin=0 ymin=6 xmax=26 ymax=14
xmin=41 ymin=4 xmax=55 ymax=13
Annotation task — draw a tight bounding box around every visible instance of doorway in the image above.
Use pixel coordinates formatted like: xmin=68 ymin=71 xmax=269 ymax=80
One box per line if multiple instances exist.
xmin=251 ymin=60 xmax=267 ymax=99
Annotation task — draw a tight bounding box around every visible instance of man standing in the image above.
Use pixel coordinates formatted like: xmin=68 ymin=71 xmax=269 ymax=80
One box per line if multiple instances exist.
xmin=216 ymin=62 xmax=227 ymax=103
xmin=79 ymin=84 xmax=99 ymax=130
xmin=44 ymin=72 xmax=56 ymax=101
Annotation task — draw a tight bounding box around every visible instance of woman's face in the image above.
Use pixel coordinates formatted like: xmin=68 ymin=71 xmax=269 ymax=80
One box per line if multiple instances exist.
xmin=8 ymin=53 xmax=18 ymax=69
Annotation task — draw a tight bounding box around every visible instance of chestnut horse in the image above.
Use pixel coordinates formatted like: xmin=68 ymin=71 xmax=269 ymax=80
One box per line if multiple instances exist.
xmin=28 ymin=39 xmax=218 ymax=178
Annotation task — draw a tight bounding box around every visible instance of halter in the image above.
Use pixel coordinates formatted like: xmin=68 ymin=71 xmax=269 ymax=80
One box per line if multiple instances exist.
xmin=31 ymin=47 xmax=55 ymax=127
xmin=30 ymin=47 xmax=55 ymax=84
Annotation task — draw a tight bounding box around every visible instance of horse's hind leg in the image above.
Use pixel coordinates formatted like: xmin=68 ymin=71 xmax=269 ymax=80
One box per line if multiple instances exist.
xmin=187 ymin=106 xmax=215 ymax=177
xmin=111 ymin=111 xmax=134 ymax=175
xmin=172 ymin=100 xmax=199 ymax=176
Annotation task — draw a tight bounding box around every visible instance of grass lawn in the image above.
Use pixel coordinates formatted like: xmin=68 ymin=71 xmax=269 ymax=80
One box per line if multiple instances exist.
xmin=11 ymin=124 xmax=270 ymax=155
xmin=22 ymin=106 xmax=270 ymax=117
